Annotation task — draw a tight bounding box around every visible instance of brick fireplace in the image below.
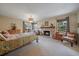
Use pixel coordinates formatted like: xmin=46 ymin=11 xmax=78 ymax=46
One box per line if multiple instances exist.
xmin=41 ymin=27 xmax=54 ymax=37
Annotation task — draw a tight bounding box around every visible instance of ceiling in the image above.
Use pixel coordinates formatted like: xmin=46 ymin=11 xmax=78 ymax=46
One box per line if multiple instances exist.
xmin=0 ymin=3 xmax=79 ymax=21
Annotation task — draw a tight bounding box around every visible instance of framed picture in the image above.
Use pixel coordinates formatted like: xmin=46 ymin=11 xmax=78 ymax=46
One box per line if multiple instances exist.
xmin=45 ymin=21 xmax=49 ymax=26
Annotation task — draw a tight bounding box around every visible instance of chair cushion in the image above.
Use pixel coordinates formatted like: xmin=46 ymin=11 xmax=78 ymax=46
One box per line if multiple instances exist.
xmin=67 ymin=32 xmax=75 ymax=38
xmin=63 ymin=36 xmax=74 ymax=40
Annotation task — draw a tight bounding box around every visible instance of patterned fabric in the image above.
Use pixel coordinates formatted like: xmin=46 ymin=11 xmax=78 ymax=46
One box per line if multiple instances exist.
xmin=0 ymin=35 xmax=37 ymax=55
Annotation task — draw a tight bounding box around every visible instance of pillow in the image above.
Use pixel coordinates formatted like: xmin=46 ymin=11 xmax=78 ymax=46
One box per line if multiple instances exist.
xmin=0 ymin=33 xmax=7 ymax=41
xmin=67 ymin=33 xmax=75 ymax=38
xmin=3 ymin=34 xmax=9 ymax=38
xmin=0 ymin=31 xmax=11 ymax=38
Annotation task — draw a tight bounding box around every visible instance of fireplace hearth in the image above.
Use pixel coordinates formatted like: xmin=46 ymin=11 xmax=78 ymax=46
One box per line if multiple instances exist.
xmin=44 ymin=31 xmax=50 ymax=36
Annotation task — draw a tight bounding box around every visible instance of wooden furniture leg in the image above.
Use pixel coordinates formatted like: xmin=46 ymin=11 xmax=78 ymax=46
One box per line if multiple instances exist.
xmin=71 ymin=42 xmax=73 ymax=47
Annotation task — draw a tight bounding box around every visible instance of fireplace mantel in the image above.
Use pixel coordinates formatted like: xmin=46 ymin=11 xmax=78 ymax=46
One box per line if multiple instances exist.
xmin=41 ymin=26 xmax=55 ymax=29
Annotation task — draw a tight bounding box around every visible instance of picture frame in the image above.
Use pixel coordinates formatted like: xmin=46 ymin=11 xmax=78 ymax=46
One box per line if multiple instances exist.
xmin=45 ymin=21 xmax=49 ymax=26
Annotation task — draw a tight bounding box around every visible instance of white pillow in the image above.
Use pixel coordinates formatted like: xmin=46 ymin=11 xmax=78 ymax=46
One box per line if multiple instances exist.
xmin=0 ymin=33 xmax=7 ymax=41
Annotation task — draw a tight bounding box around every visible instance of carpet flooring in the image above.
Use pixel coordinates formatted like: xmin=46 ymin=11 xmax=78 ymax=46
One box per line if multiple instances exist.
xmin=5 ymin=36 xmax=79 ymax=56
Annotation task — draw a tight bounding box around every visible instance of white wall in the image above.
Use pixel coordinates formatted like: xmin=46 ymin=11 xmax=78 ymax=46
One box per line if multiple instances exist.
xmin=0 ymin=16 xmax=23 ymax=32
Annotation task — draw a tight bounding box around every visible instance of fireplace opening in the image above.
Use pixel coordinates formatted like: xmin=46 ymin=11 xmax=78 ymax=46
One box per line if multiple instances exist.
xmin=44 ymin=31 xmax=50 ymax=36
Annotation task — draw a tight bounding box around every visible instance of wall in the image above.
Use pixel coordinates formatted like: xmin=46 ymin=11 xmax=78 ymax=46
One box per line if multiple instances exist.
xmin=76 ymin=12 xmax=79 ymax=45
xmin=0 ymin=16 xmax=23 ymax=32
xmin=77 ymin=12 xmax=79 ymax=33
xmin=37 ymin=13 xmax=77 ymax=33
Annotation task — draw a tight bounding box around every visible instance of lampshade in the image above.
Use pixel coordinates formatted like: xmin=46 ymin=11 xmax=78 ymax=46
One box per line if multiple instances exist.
xmin=28 ymin=16 xmax=33 ymax=23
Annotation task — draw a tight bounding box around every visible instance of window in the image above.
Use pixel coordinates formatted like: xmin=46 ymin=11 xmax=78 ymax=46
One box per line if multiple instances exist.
xmin=57 ymin=17 xmax=70 ymax=33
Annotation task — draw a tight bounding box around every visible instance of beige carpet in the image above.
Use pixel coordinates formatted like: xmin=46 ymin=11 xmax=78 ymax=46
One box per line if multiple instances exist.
xmin=5 ymin=36 xmax=79 ymax=56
